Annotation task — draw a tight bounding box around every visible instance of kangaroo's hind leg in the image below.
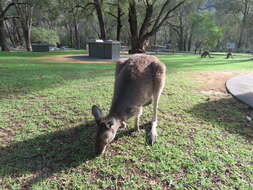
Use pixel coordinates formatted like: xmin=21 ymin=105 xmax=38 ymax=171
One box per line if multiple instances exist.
xmin=135 ymin=106 xmax=143 ymax=131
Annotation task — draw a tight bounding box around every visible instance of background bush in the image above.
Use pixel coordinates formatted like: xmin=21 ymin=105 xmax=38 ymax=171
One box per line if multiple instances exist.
xmin=31 ymin=27 xmax=60 ymax=46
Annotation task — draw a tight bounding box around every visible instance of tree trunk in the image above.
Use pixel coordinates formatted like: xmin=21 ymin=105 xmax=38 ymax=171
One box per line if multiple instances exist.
xmin=183 ymin=38 xmax=187 ymax=51
xmin=0 ymin=0 xmax=10 ymax=51
xmin=238 ymin=17 xmax=246 ymax=49
xmin=13 ymin=18 xmax=23 ymax=46
xmin=5 ymin=21 xmax=16 ymax=47
xmin=15 ymin=2 xmax=33 ymax=51
xmin=237 ymin=0 xmax=249 ymax=49
xmin=94 ymin=0 xmax=106 ymax=40
xmin=128 ymin=0 xmax=152 ymax=53
xmin=129 ymin=38 xmax=147 ymax=54
xmin=178 ymin=32 xmax=184 ymax=51
xmin=65 ymin=24 xmax=73 ymax=48
xmin=128 ymin=0 xmax=185 ymax=53
xmin=187 ymin=28 xmax=193 ymax=51
xmin=116 ymin=4 xmax=123 ymax=41
xmin=128 ymin=0 xmax=140 ymax=53
xmin=0 ymin=19 xmax=9 ymax=51
xmin=23 ymin=27 xmax=32 ymax=51
xmin=74 ymin=19 xmax=80 ymax=49
xmin=178 ymin=14 xmax=184 ymax=51
xmin=195 ymin=42 xmax=202 ymax=54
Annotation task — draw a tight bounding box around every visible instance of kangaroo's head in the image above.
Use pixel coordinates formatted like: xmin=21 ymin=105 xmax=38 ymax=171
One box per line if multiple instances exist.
xmin=92 ymin=105 xmax=121 ymax=155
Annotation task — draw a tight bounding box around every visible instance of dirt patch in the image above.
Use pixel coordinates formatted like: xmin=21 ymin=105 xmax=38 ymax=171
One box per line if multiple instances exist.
xmin=36 ymin=54 xmax=117 ymax=65
xmin=193 ymin=71 xmax=253 ymax=96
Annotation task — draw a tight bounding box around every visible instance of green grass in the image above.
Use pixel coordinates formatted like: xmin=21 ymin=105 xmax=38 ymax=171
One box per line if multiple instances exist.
xmin=0 ymin=51 xmax=252 ymax=189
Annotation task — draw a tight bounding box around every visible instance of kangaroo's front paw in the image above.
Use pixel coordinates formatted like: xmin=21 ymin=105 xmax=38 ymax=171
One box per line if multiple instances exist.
xmin=149 ymin=131 xmax=157 ymax=145
xmin=122 ymin=121 xmax=127 ymax=129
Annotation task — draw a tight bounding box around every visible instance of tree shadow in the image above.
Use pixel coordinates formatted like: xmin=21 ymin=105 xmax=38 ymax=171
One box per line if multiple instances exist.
xmin=0 ymin=51 xmax=85 ymax=58
xmin=0 ymin=122 xmax=96 ymax=188
xmin=0 ymin=121 xmax=149 ymax=188
xmin=227 ymin=58 xmax=253 ymax=63
xmin=190 ymin=97 xmax=253 ymax=141
xmin=115 ymin=122 xmax=153 ymax=145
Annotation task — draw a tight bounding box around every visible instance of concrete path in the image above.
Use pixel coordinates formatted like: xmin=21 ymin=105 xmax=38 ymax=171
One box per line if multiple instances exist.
xmin=226 ymin=74 xmax=253 ymax=108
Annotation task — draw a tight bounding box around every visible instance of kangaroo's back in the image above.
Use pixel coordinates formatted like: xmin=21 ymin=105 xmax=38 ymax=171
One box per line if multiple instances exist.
xmin=109 ymin=55 xmax=166 ymax=120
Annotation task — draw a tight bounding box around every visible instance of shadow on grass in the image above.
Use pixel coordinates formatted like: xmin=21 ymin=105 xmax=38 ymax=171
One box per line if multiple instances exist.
xmin=115 ymin=122 xmax=153 ymax=145
xmin=66 ymin=55 xmax=130 ymax=62
xmin=0 ymin=121 xmax=150 ymax=188
xmin=190 ymin=97 xmax=253 ymax=141
xmin=228 ymin=58 xmax=253 ymax=64
xmin=0 ymin=50 xmax=86 ymax=58
xmin=0 ymin=122 xmax=97 ymax=188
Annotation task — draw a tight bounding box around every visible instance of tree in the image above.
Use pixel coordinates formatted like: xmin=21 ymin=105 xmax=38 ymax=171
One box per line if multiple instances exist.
xmin=0 ymin=0 xmax=16 ymax=51
xmin=31 ymin=27 xmax=60 ymax=45
xmin=13 ymin=0 xmax=35 ymax=51
xmin=168 ymin=0 xmax=204 ymax=51
xmin=56 ymin=0 xmax=94 ymax=49
xmin=128 ymin=0 xmax=186 ymax=54
xmin=237 ymin=0 xmax=251 ymax=49
xmin=192 ymin=13 xmax=223 ymax=52
xmin=107 ymin=0 xmax=129 ymax=43
xmin=214 ymin=0 xmax=253 ymax=49
xmin=106 ymin=0 xmax=126 ymax=41
xmin=93 ymin=0 xmax=106 ymax=40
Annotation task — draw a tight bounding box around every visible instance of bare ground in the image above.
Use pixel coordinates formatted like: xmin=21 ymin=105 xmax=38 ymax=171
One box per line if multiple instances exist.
xmin=36 ymin=54 xmax=117 ymax=65
xmin=193 ymin=71 xmax=253 ymax=96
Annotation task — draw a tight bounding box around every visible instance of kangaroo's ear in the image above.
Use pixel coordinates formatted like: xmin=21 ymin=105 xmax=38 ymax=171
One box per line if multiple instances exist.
xmin=92 ymin=105 xmax=103 ymax=123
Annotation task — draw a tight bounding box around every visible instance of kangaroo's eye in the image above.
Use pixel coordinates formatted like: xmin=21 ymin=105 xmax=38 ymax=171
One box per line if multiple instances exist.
xmin=100 ymin=122 xmax=107 ymax=128
xmin=107 ymin=120 xmax=114 ymax=128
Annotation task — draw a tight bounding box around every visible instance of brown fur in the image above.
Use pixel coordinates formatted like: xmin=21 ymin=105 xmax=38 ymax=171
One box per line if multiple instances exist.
xmin=92 ymin=55 xmax=166 ymax=155
xmin=226 ymin=52 xmax=233 ymax=59
xmin=201 ymin=51 xmax=211 ymax=58
xmin=110 ymin=55 xmax=166 ymax=120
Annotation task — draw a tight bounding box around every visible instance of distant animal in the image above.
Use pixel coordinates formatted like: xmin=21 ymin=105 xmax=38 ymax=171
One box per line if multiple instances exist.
xmin=201 ymin=51 xmax=212 ymax=58
xmin=91 ymin=55 xmax=166 ymax=155
xmin=226 ymin=52 xmax=233 ymax=59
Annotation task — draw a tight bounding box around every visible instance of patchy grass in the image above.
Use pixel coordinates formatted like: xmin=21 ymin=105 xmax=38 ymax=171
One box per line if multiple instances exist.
xmin=0 ymin=51 xmax=253 ymax=189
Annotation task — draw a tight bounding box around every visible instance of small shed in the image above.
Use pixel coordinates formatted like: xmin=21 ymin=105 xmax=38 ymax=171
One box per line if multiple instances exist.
xmin=32 ymin=43 xmax=50 ymax=52
xmin=88 ymin=40 xmax=120 ymax=59
xmin=226 ymin=42 xmax=236 ymax=50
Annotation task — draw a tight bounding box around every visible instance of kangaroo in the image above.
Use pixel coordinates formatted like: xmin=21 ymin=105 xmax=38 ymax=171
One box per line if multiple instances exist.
xmin=226 ymin=52 xmax=233 ymax=59
xmin=201 ymin=51 xmax=212 ymax=58
xmin=91 ymin=54 xmax=166 ymax=155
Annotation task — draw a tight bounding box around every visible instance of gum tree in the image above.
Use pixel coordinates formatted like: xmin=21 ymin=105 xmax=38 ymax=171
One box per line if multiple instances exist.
xmin=128 ymin=0 xmax=186 ymax=53
xmin=0 ymin=0 xmax=16 ymax=51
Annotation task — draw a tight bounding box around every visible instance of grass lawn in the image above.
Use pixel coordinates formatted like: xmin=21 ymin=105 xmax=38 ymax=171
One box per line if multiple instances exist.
xmin=0 ymin=51 xmax=252 ymax=189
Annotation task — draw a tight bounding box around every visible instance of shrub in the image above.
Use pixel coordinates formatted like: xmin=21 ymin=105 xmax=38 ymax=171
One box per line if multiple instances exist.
xmin=31 ymin=27 xmax=60 ymax=46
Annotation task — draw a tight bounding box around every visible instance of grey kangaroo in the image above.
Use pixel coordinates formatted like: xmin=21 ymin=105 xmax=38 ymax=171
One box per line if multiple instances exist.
xmin=92 ymin=54 xmax=166 ymax=155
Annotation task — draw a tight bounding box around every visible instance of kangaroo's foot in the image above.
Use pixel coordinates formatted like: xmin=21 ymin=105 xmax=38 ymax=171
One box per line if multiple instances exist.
xmin=122 ymin=121 xmax=127 ymax=129
xmin=149 ymin=121 xmax=157 ymax=145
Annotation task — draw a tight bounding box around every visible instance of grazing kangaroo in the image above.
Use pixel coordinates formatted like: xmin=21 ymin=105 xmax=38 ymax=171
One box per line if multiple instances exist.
xmin=92 ymin=54 xmax=166 ymax=155
xmin=201 ymin=51 xmax=212 ymax=58
xmin=226 ymin=52 xmax=233 ymax=59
